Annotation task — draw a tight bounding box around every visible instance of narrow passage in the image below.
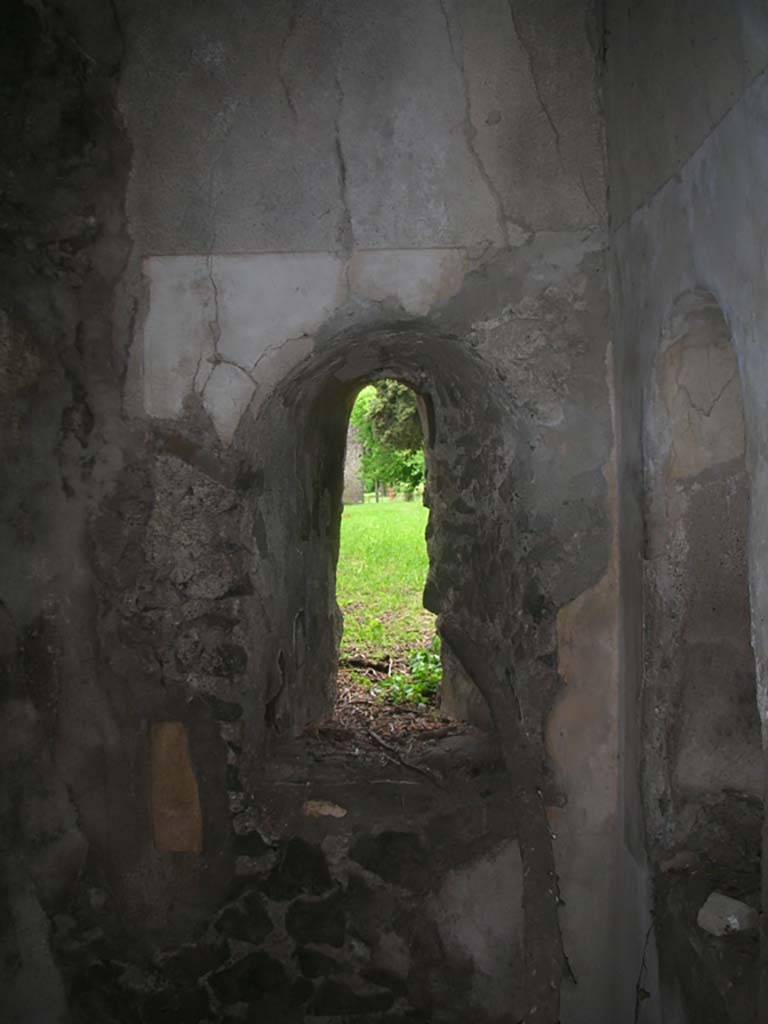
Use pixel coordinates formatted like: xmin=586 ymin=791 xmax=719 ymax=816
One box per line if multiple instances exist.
xmin=331 ymin=381 xmax=451 ymax=744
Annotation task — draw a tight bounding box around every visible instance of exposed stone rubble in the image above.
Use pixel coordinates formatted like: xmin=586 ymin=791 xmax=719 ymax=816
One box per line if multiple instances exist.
xmin=1 ymin=1 xmax=768 ymax=1023
xmin=698 ymin=893 xmax=760 ymax=938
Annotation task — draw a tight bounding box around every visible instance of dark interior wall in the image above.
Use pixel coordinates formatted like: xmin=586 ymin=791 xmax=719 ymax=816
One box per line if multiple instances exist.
xmin=231 ymin=326 xmax=523 ymax=761
xmin=118 ymin=7 xmax=620 ymax=1021
xmin=0 ymin=2 xmax=136 ymax=1018
xmin=643 ymin=296 xmax=760 ymax=825
xmin=0 ymin=1 xmax=624 ymax=1021
xmin=605 ymin=2 xmax=768 ymax=1021
xmin=642 ymin=293 xmax=761 ymax=1022
xmin=605 ymin=0 xmax=768 ymax=229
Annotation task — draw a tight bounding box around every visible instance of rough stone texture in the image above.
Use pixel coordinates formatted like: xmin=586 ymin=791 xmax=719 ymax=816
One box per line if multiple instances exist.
xmin=0 ymin=0 xmax=654 ymax=1021
xmin=606 ymin=3 xmax=768 ymax=1021
xmin=2 ymin=4 xmax=764 ymax=1020
xmin=8 ymin=0 xmax=767 ymax=1018
xmin=643 ymin=292 xmax=761 ymax=844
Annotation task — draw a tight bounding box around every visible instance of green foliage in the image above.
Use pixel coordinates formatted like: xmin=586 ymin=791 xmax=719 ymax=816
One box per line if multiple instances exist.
xmin=365 ymin=637 xmax=442 ymax=705
xmin=349 ymin=381 xmax=425 ymax=492
xmin=367 ymin=379 xmax=423 ymax=451
xmin=409 ymin=634 xmax=442 ymax=687
xmin=336 ymin=492 xmax=442 ymax=708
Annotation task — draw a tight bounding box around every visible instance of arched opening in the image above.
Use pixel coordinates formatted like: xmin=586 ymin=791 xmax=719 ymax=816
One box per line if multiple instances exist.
xmin=335 ymin=378 xmax=443 ymax=732
xmin=234 ymin=324 xmax=517 ymax=749
xmin=221 ymin=325 xmax=564 ymax=1021
xmin=643 ymin=292 xmax=762 ymax=1020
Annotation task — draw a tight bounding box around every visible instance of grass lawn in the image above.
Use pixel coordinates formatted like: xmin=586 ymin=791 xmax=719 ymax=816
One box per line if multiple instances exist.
xmin=336 ymin=499 xmax=435 ymax=661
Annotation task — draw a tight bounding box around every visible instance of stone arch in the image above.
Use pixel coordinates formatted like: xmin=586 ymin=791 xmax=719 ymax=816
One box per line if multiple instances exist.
xmin=230 ymin=320 xmax=566 ymax=1019
xmin=231 ymin=322 xmax=519 ymax=747
xmin=643 ymin=290 xmax=762 ymax=1015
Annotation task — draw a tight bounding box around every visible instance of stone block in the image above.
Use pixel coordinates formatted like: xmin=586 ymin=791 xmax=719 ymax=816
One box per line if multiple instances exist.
xmin=208 ymin=951 xmax=291 ymax=1005
xmin=696 ymin=892 xmax=759 ymax=936
xmin=308 ymin=976 xmax=395 ymax=1016
xmin=263 ymin=837 xmax=334 ymax=900
xmin=285 ymin=889 xmax=346 ymax=948
xmin=348 ymin=832 xmax=429 ymax=890
xmin=215 ymin=891 xmax=273 ymax=945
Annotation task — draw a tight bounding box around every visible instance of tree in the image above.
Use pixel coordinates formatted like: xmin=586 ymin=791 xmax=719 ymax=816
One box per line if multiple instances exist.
xmin=366 ymin=380 xmax=423 ymax=451
xmin=349 ymin=381 xmax=425 ymax=493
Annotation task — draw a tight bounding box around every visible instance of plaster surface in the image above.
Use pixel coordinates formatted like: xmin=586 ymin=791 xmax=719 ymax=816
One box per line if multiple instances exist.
xmin=141 ymin=249 xmax=471 ymax=439
xmin=607 ymin=4 xmax=768 ymax=1018
xmin=0 ymin=1 xmax=628 ymax=1022
xmin=431 ymin=840 xmax=524 ymax=1017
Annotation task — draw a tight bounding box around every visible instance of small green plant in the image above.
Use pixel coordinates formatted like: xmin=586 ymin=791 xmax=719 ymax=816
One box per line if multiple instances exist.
xmin=367 ymin=636 xmax=442 ymax=706
xmin=408 ymin=634 xmax=442 ymax=687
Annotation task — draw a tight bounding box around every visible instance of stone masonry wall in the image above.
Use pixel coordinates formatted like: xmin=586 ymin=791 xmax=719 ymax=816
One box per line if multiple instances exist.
xmin=606 ymin=2 xmax=768 ymax=1020
xmin=0 ymin=2 xmax=622 ymax=1022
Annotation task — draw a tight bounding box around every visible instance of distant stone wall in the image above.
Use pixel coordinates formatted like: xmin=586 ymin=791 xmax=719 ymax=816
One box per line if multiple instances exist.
xmin=342 ymin=424 xmax=364 ymax=504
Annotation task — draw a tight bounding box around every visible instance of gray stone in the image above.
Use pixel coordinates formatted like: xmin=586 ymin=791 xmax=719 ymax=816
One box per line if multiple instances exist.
xmin=285 ymin=889 xmax=346 ymax=948
xmin=308 ymin=976 xmax=395 ymax=1017
xmin=215 ymin=892 xmax=273 ymax=946
xmin=696 ymin=892 xmax=759 ymax=937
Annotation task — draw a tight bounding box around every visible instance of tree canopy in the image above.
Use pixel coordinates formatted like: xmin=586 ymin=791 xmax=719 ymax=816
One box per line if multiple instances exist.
xmin=349 ymin=380 xmax=425 ymax=492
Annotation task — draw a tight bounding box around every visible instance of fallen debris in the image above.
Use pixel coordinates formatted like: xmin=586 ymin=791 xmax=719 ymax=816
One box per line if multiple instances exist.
xmin=697 ymin=892 xmax=759 ymax=936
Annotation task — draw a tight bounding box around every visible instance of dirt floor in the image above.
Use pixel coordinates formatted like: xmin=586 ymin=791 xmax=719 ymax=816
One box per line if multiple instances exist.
xmin=331 ymin=662 xmax=461 ymax=740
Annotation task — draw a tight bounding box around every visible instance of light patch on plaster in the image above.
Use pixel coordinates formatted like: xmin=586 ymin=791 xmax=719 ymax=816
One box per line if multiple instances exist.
xmin=659 ymin=331 xmax=744 ymax=480
xmin=546 ymin=344 xmax=619 ymax=1013
xmin=143 ymin=256 xmax=215 ymax=419
xmin=140 ymin=249 xmax=472 ymax=441
xmin=550 ymin=540 xmax=619 ymax=826
xmin=547 ymin=531 xmax=618 ymax=1010
xmin=141 ymin=252 xmax=344 ymax=438
xmin=549 ymin=329 xmax=618 ymax=823
xmin=207 ymin=253 xmax=346 ymax=367
xmin=347 ymin=249 xmax=466 ymax=315
xmin=430 ymin=840 xmax=523 ymax=1017
xmin=202 ymin=362 xmax=256 ymax=444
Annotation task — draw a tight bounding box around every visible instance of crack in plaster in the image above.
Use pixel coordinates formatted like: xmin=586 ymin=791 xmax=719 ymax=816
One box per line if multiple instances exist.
xmin=507 ymin=1 xmax=600 ymax=225
xmin=197 ymin=101 xmax=257 ymax=402
xmin=207 ymin=255 xmax=223 ymax=352
xmin=578 ymin=167 xmax=602 ymax=224
xmin=436 ymin=0 xmax=510 ymax=248
xmin=212 ymin=355 xmax=259 ymax=388
xmin=277 ymin=1 xmax=299 ymax=124
xmin=673 ymin=358 xmax=738 ymax=420
xmin=198 ymin=256 xmax=260 ymax=403
xmin=332 ymin=70 xmax=354 ymax=258
xmin=107 ymin=0 xmax=125 ymax=56
xmin=196 ymin=252 xmax=222 ymax=398
xmin=250 ymin=332 xmax=310 ymax=379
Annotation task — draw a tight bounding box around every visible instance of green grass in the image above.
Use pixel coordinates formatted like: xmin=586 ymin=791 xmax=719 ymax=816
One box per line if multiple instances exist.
xmin=336 ymin=500 xmax=435 ymax=661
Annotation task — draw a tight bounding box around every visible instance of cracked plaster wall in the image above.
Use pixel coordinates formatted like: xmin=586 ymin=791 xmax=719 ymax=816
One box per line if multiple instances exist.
xmin=606 ymin=2 xmax=768 ymax=1020
xmin=1 ymin=1 xmax=624 ymax=1022
xmin=116 ymin=1 xmax=620 ymax=1020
